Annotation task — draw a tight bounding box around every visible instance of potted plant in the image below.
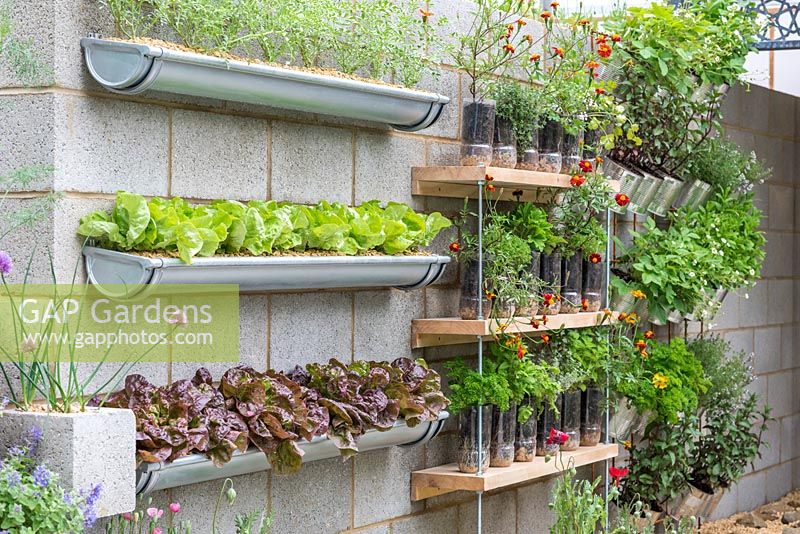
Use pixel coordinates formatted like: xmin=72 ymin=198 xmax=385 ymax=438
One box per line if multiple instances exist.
xmin=681 ymin=135 xmax=770 ymax=199
xmin=449 ymin=0 xmax=542 ymax=165
xmin=445 ymin=359 xmax=513 ymax=473
xmin=490 ymin=81 xmax=541 ymax=170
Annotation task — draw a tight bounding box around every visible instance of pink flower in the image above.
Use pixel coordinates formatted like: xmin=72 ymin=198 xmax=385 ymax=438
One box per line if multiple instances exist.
xmin=546 ymin=427 xmax=569 ymax=446
xmin=152 ymin=529 xmax=162 ymax=534
xmin=122 ymin=513 xmax=133 ymax=521
xmin=169 ymin=502 xmax=181 ymax=514
xmin=146 ymin=507 xmax=164 ymax=519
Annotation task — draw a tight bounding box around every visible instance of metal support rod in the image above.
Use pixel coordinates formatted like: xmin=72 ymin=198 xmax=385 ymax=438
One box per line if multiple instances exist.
xmin=476 ymin=173 xmax=486 ymax=534
xmin=603 ymin=207 xmax=612 ymax=530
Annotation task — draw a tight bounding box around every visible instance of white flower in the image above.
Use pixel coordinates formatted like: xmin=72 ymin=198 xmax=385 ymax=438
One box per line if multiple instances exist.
xmin=689 ymin=272 xmax=696 ymax=278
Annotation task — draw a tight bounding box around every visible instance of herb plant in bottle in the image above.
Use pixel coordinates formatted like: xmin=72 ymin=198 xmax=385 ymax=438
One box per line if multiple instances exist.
xmin=536 ymin=393 xmax=562 ymax=456
xmin=560 ymin=389 xmax=582 ymax=451
xmin=490 ymin=403 xmax=517 ymax=467
xmin=540 ymin=252 xmax=562 ymax=315
xmin=560 ymin=128 xmax=584 ymax=174
xmin=538 ymin=119 xmax=563 ymax=173
xmin=580 ymin=386 xmax=604 ymax=446
xmin=582 ymin=253 xmax=604 ymax=312
xmin=515 ymin=396 xmax=537 ymax=462
xmin=492 ymin=115 xmax=517 ymax=168
xmin=560 ymin=252 xmax=583 ymax=314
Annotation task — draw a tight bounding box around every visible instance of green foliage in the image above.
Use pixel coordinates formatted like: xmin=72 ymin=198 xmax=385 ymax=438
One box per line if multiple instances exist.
xmin=620 ymin=416 xmax=699 ymax=509
xmin=688 ymin=336 xmax=753 ymax=412
xmin=616 ymin=339 xmax=709 ymax=424
xmin=490 ymin=81 xmax=541 ymax=150
xmin=617 ymin=191 xmax=765 ymax=323
xmin=78 ymin=192 xmax=451 ymax=264
xmin=507 ymin=202 xmax=560 ymax=253
xmin=550 ymin=173 xmax=613 ymax=257
xmin=445 ymin=358 xmax=513 ymax=412
xmin=0 ymin=430 xmax=94 ymax=533
xmin=102 ymin=0 xmax=442 ymax=88
xmin=565 ymin=328 xmax=611 ymax=388
xmin=0 ymin=2 xmax=52 ymax=85
xmin=682 ymin=135 xmax=771 ymax=195
xmin=549 ymin=467 xmax=607 ymax=534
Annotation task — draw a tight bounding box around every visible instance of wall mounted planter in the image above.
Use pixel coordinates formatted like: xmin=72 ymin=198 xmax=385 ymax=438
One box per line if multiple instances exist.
xmin=84 ymin=247 xmax=450 ymax=298
xmin=80 ymin=37 xmax=450 ymax=131
xmin=136 ymin=412 xmax=449 ymax=494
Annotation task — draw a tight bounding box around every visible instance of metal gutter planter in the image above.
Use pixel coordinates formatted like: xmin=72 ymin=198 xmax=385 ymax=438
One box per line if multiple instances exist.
xmin=81 ymin=37 xmax=450 ymax=131
xmin=84 ymin=247 xmax=450 ymax=298
xmin=136 ymin=411 xmax=449 ymax=494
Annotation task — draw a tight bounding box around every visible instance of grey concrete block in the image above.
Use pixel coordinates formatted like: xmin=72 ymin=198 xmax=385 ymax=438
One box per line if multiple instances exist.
xmin=53 ymin=0 xmax=116 ymax=90
xmin=781 ymin=415 xmax=798 ymax=463
xmin=54 ymin=94 xmax=169 ymax=195
xmin=723 ymin=328 xmax=754 ymax=358
xmin=768 ymin=279 xmax=794 ymax=325
xmin=767 ymin=370 xmax=794 ymax=418
xmin=769 ymin=186 xmax=795 ymax=230
xmin=754 ymin=326 xmax=782 ymax=374
xmin=769 ymin=89 xmax=797 ymax=140
xmin=708 ymin=485 xmax=738 ymax=521
xmin=752 ymin=417 xmax=780 ymax=471
xmin=354 ymin=290 xmax=424 ymax=361
xmin=269 ymin=292 xmax=353 ymax=371
xmin=711 ymin=291 xmax=740 ymax=331
xmin=353 ymin=445 xmax=424 ymax=526
xmin=425 ymin=225 xmax=459 ymax=286
xmin=53 ymin=195 xmax=113 ymax=282
xmin=746 ymin=374 xmax=768 ymax=412
xmin=392 ymin=505 xmax=458 ymax=534
xmin=458 ymin=490 xmax=517 ymax=534
xmin=425 ymin=287 xmax=461 ymax=319
xmin=724 ymin=127 xmax=756 ymax=152
xmin=0 ymin=407 xmax=136 ymax=517
xmin=736 ymin=85 xmax=771 ymax=134
xmin=345 ymin=525 xmax=390 ymax=534
xmin=765 ymin=462 xmax=793 ymax=503
xmin=0 ymin=93 xmax=55 ymax=190
xmin=739 ymin=282 xmax=768 ymax=328
xmin=0 ymin=1 xmax=56 ymax=88
xmin=170 ymin=472 xmax=268 ymax=532
xmin=781 ymin=324 xmax=797 ymax=370
xmin=271 ymin=456 xmax=351 ymax=533
xmin=736 ymin=470 xmax=766 ymax=512
xmin=354 ymin=132 xmax=426 ymax=208
xmin=427 ymin=140 xmax=461 ymax=166
xmin=171 ymin=110 xmax=268 ymax=200
xmin=271 ymin=121 xmax=353 ymax=204
xmin=416 ymin=68 xmax=461 ymax=140
xmin=756 ymin=136 xmax=795 ymax=186
xmin=0 ymin=197 xmax=56 ymax=285
xmin=763 ymin=233 xmax=793 ymax=278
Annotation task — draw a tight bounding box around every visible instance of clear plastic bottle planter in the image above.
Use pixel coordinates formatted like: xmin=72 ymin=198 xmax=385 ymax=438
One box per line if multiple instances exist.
xmin=84 ymin=247 xmax=450 ymax=298
xmin=537 ymin=120 xmax=563 ymax=173
xmin=560 ymin=253 xmax=583 ymax=314
xmin=604 ymin=160 xmax=643 ymax=215
xmin=628 ymin=171 xmax=662 ymax=216
xmin=560 ymin=390 xmax=581 ymax=451
xmin=536 ymin=394 xmax=562 ymax=457
xmin=516 ymin=131 xmax=540 ymax=171
xmin=81 ymin=38 xmax=449 ymax=132
xmin=540 ymin=253 xmax=562 ymax=315
xmin=492 ymin=116 xmax=517 ymax=169
xmin=514 ymin=397 xmax=537 ymax=462
xmin=580 ymin=387 xmax=603 ymax=447
xmin=560 ymin=129 xmax=584 ymax=174
xmin=582 ymin=259 xmax=603 ymax=312
xmin=648 ymin=174 xmax=684 ymax=218
xmin=516 ymin=251 xmax=541 ymax=317
xmin=458 ymin=406 xmax=492 ymax=473
xmin=490 ymin=403 xmax=517 ymax=467
xmin=137 ymin=411 xmax=449 ymax=494
xmin=459 ymin=258 xmax=491 ymax=320
xmin=461 ymin=100 xmax=496 ymax=166
xmin=675 ymin=179 xmax=713 ymax=211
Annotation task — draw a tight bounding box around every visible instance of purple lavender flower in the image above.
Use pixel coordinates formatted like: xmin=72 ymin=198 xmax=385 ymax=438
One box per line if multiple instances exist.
xmin=0 ymin=251 xmax=12 ymax=276
xmin=7 ymin=446 xmax=23 ymax=457
xmin=5 ymin=470 xmax=21 ymax=487
xmin=32 ymin=464 xmax=50 ymax=487
xmin=26 ymin=425 xmax=43 ymax=455
xmin=64 ymin=492 xmax=73 ymax=505
xmin=80 ymin=483 xmax=102 ymax=528
xmin=12 ymin=504 xmax=21 ymax=514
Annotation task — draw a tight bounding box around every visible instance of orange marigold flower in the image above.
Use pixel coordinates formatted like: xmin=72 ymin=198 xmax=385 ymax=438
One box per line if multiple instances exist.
xmin=530 ymin=319 xmax=540 ymax=329
xmin=622 ymin=440 xmax=632 ymax=450
xmin=578 ymin=160 xmax=593 ymax=172
xmin=644 ymin=330 xmax=655 ymax=340
xmin=618 ymin=312 xmax=628 ymax=321
xmin=581 ymin=299 xmax=589 ymax=311
xmin=598 ymin=43 xmax=613 ymax=58
xmin=486 ymin=291 xmax=496 ymax=301
xmin=524 ymin=34 xmax=533 ymax=43
xmin=550 ymin=1 xmax=559 ymax=8
xmin=485 ymin=173 xmax=494 ymax=181
xmin=625 ymin=313 xmax=638 ymax=325
xmin=498 ymin=322 xmax=509 ymax=332
xmin=595 ymin=87 xmax=606 ymax=95
xmin=570 ymin=174 xmax=586 ymax=187
xmin=418 ymin=8 xmax=434 ymax=19
xmin=640 ymin=349 xmax=648 ymax=360
xmin=596 ymin=34 xmax=608 ymax=44
xmin=612 ymin=34 xmax=622 ymax=42
xmin=449 ymin=241 xmax=461 ymax=253
xmin=517 ymin=18 xmax=527 ymax=27
xmin=652 ymin=373 xmax=669 ymax=390
xmin=552 ymin=47 xmax=565 ymax=57
xmin=486 ymin=183 xmax=496 ymax=192
xmin=542 ymin=293 xmax=555 ymax=306
xmin=502 ymin=43 xmax=516 ymax=54
xmin=540 ymin=10 xmax=552 ymax=19
xmin=603 ymin=308 xmax=612 ymax=317
xmin=541 ymin=314 xmax=549 ymax=325
xmin=530 ymin=53 xmax=541 ymax=62
xmin=615 ymin=193 xmax=631 ymax=207
xmin=630 ymin=290 xmax=646 ymax=299
xmin=578 ymin=18 xmax=590 ymax=26
xmin=517 ymin=345 xmax=527 ymax=359
xmin=595 ymin=156 xmax=604 ymax=164
xmin=586 ymin=60 xmax=600 ymax=69
xmin=635 ymin=340 xmax=647 ymax=351
xmin=541 ymin=334 xmax=551 ymax=344
xmin=589 ymin=253 xmax=602 ymax=264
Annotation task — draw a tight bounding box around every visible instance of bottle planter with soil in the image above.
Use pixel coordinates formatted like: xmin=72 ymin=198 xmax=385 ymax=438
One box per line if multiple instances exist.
xmin=461 ymin=100 xmax=496 ymax=166
xmin=492 ymin=116 xmax=517 ymax=169
xmin=514 ymin=397 xmax=537 ymax=462
xmin=516 ymin=251 xmax=541 ymax=317
xmin=516 ymin=131 xmax=540 ymax=171
xmin=490 ymin=403 xmax=517 ymax=467
xmin=491 ymin=298 xmax=516 ymax=319
xmin=537 ymin=120 xmax=563 ymax=173
xmin=457 ymin=405 xmax=493 ymax=473
xmin=582 ymin=259 xmax=603 ymax=312
xmin=648 ymin=173 xmax=684 ymax=218
xmin=560 ymin=253 xmax=583 ymax=314
xmin=560 ymin=129 xmax=584 ymax=174
xmin=459 ymin=259 xmax=491 ymax=320
xmin=536 ymin=394 xmax=562 ymax=456
xmin=580 ymin=386 xmax=604 ymax=447
xmin=560 ymin=390 xmax=581 ymax=451
xmin=540 ymin=252 xmax=562 ymax=315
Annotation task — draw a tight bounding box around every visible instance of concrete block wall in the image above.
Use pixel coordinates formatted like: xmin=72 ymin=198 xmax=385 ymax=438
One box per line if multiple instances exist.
xmin=0 ymin=1 xmax=797 ymax=532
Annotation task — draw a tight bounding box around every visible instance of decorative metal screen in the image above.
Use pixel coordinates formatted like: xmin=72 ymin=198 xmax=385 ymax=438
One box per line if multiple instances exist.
xmin=755 ymin=1 xmax=800 ymax=50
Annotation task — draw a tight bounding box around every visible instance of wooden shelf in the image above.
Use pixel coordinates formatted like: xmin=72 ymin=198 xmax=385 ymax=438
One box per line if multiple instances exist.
xmin=411 ymin=166 xmax=621 ymax=201
xmin=411 ymin=444 xmax=619 ymax=501
xmin=411 ymin=311 xmax=616 ymax=348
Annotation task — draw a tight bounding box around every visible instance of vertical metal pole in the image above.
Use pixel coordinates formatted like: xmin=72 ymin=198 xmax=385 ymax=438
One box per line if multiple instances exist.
xmin=603 ymin=207 xmax=612 ymax=530
xmin=476 ymin=175 xmax=485 ymax=534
